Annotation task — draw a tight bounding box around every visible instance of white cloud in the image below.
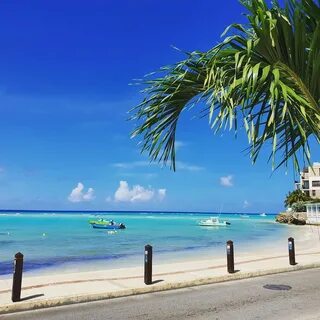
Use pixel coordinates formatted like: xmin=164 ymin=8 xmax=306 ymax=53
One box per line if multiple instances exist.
xmin=68 ymin=182 xmax=95 ymax=203
xmin=175 ymin=161 xmax=204 ymax=172
xmin=112 ymin=180 xmax=166 ymax=203
xmin=220 ymin=175 xmax=234 ymax=187
xmin=113 ymin=161 xmax=152 ymax=169
xmin=114 ymin=181 xmax=154 ymax=202
xmin=112 ymin=161 xmax=204 ymax=172
xmin=83 ymin=187 xmax=95 ymax=201
xmin=243 ymin=200 xmax=250 ymax=208
xmin=158 ymin=188 xmax=166 ymax=201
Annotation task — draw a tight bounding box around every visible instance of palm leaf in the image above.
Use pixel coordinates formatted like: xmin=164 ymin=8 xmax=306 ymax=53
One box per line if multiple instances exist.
xmin=130 ymin=0 xmax=320 ymax=171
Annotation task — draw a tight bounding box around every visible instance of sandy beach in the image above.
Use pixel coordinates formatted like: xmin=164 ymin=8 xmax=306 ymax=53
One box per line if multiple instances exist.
xmin=1 ymin=224 xmax=320 ymax=313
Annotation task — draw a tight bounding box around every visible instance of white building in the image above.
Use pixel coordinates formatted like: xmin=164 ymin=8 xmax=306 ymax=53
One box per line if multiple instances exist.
xmin=306 ymin=203 xmax=320 ymax=225
xmin=295 ymin=162 xmax=320 ymax=198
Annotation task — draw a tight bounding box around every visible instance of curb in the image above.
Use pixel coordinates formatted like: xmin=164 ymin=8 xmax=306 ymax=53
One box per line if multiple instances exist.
xmin=1 ymin=263 xmax=320 ymax=315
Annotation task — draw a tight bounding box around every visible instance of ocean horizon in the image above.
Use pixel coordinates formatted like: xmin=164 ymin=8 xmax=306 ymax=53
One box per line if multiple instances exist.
xmin=0 ymin=209 xmax=276 ymax=215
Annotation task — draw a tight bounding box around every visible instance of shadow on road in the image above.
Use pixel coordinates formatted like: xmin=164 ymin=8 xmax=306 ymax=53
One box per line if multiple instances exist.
xmin=20 ymin=294 xmax=44 ymax=301
xmin=151 ymin=280 xmax=164 ymax=285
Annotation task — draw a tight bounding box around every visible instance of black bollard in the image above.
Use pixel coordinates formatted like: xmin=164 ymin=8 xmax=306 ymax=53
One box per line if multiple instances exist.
xmin=226 ymin=240 xmax=235 ymax=273
xmin=288 ymin=237 xmax=296 ymax=265
xmin=144 ymin=244 xmax=152 ymax=285
xmin=12 ymin=252 xmax=24 ymax=302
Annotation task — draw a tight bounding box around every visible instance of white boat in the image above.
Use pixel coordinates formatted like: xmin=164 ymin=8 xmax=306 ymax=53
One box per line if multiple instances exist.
xmin=260 ymin=213 xmax=267 ymax=217
xmin=240 ymin=214 xmax=250 ymax=218
xmin=198 ymin=217 xmax=231 ymax=226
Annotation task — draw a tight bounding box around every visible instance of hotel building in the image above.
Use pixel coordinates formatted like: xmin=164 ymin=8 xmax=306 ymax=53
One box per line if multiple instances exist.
xmin=295 ymin=162 xmax=320 ymax=198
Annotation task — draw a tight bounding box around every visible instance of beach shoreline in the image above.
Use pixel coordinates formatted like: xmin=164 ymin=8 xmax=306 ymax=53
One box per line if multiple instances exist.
xmin=1 ymin=213 xmax=320 ymax=281
xmin=1 ymin=221 xmax=319 ymax=279
xmin=0 ymin=213 xmax=283 ymax=276
xmin=0 ymin=224 xmax=320 ymax=314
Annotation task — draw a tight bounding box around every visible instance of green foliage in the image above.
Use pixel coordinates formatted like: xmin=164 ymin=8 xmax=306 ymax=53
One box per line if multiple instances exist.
xmin=131 ymin=0 xmax=320 ymax=171
xmin=284 ymin=189 xmax=311 ymax=207
xmin=291 ymin=201 xmax=307 ymax=212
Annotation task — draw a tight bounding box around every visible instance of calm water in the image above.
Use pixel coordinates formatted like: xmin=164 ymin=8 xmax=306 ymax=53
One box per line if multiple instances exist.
xmin=0 ymin=212 xmax=286 ymax=275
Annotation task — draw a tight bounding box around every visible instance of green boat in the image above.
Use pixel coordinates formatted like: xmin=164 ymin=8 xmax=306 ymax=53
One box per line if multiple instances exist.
xmin=88 ymin=218 xmax=126 ymax=229
xmin=88 ymin=218 xmax=110 ymax=225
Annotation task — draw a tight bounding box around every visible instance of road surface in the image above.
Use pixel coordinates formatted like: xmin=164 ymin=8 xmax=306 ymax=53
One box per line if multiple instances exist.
xmin=3 ymin=268 xmax=320 ymax=320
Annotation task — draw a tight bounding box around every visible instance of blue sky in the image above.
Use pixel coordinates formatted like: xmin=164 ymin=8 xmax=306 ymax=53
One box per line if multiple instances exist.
xmin=0 ymin=0 xmax=317 ymax=213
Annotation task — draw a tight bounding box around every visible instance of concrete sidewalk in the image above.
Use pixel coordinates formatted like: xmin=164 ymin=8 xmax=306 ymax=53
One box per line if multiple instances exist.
xmin=1 ymin=248 xmax=320 ymax=314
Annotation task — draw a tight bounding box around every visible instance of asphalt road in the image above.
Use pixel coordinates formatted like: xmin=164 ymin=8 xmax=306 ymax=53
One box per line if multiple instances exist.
xmin=3 ymin=268 xmax=320 ymax=320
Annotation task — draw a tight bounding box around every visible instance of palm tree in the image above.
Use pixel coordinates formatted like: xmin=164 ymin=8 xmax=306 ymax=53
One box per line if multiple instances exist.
xmin=284 ymin=189 xmax=311 ymax=207
xmin=131 ymin=0 xmax=320 ymax=171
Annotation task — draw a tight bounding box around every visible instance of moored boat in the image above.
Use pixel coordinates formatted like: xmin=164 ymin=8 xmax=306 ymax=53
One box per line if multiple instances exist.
xmin=198 ymin=217 xmax=231 ymax=226
xmin=88 ymin=218 xmax=110 ymax=225
xmin=92 ymin=222 xmax=126 ymax=229
xmin=89 ymin=218 xmax=126 ymax=229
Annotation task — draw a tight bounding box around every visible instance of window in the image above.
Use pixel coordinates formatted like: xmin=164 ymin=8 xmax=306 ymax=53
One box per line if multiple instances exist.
xmin=312 ymin=190 xmax=316 ymax=197
xmin=312 ymin=181 xmax=320 ymax=187
xmin=303 ymin=180 xmax=310 ymax=189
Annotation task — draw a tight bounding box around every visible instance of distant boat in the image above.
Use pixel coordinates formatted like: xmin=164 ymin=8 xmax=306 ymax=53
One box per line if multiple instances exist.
xmin=260 ymin=213 xmax=267 ymax=217
xmin=91 ymin=222 xmax=126 ymax=230
xmin=89 ymin=218 xmax=126 ymax=230
xmin=240 ymin=214 xmax=250 ymax=218
xmin=198 ymin=217 xmax=231 ymax=227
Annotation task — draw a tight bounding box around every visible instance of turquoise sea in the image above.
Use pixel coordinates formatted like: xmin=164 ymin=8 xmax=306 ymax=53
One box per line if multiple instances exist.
xmin=0 ymin=212 xmax=287 ymax=276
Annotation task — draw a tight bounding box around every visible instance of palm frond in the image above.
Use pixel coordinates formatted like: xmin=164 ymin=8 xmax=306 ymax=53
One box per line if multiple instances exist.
xmin=131 ymin=0 xmax=320 ymax=171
